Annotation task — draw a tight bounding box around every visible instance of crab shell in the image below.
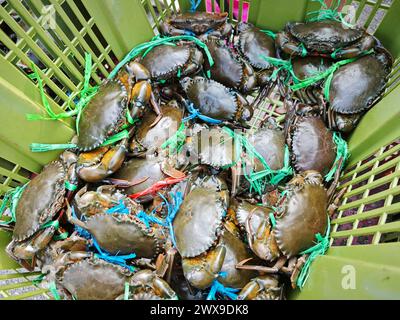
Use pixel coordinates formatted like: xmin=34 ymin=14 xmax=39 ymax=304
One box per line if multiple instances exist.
xmin=173 ymin=176 xmax=229 ymax=258
xmin=60 ymin=258 xmax=131 ymax=300
xmin=292 ymin=56 xmax=333 ymax=80
xmin=141 ymin=44 xmax=203 ymax=81
xmin=291 ymin=117 xmax=336 ymax=176
xmin=274 ymin=172 xmax=328 ymax=257
xmin=234 ymin=200 xmax=272 ymax=234
xmin=182 ymin=77 xmax=239 ymax=122
xmin=112 ymin=157 xmax=166 ymax=202
xmin=168 ymin=12 xmax=228 ymax=35
xmin=237 ymin=22 xmax=276 ymax=69
xmin=217 ymin=227 xmax=259 ymax=289
xmin=13 ymin=160 xmax=66 ymax=242
xmin=77 ymin=81 xmax=127 ymax=151
xmin=198 ymin=126 xmax=237 ymax=168
xmin=287 ymin=20 xmax=364 ymax=53
xmin=83 ymin=213 xmax=160 ymax=258
xmin=248 ymin=125 xmax=285 ymax=172
xmin=329 ymin=50 xmax=393 ymax=114
xmin=206 ymin=39 xmax=244 ymax=89
xmin=135 ymin=102 xmax=183 ymax=152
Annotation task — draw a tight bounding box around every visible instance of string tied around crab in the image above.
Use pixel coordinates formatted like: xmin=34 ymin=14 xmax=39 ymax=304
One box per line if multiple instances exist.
xmin=206 ymin=272 xmax=240 ymax=300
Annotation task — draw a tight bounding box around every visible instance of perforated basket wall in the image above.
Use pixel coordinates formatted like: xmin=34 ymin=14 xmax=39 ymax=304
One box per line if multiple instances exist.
xmin=0 ymin=0 xmax=399 ymax=299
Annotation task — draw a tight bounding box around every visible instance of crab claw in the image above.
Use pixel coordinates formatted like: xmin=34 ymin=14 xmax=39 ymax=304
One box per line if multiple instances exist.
xmin=77 ymin=142 xmax=127 ymax=183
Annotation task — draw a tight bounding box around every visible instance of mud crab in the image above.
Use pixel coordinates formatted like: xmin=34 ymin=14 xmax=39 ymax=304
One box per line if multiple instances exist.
xmin=76 ymin=62 xmax=160 ymax=152
xmin=130 ymin=100 xmax=184 ymax=155
xmin=276 ymin=20 xmax=376 ymax=59
xmin=237 ymin=275 xmax=282 ymax=300
xmin=285 ymin=113 xmax=336 ymax=177
xmin=6 ymin=151 xmax=78 ymax=269
xmin=140 ymin=43 xmax=204 ymax=82
xmin=234 ymin=22 xmax=277 ymax=87
xmin=160 ymin=11 xmax=233 ymax=39
xmin=236 ymin=171 xmax=329 ymax=287
xmin=206 ymin=39 xmax=257 ymax=93
xmin=66 ymin=201 xmax=163 ymax=259
xmin=120 ymin=269 xmax=178 ymax=300
xmin=180 ymin=76 xmax=253 ymax=127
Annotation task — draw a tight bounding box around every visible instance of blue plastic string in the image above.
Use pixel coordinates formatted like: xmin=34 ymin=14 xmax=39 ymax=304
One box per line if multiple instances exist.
xmin=105 ymin=200 xmax=130 ymax=215
xmin=182 ymin=102 xmax=222 ymax=124
xmin=158 ymin=192 xmax=184 ymax=248
xmin=136 ymin=210 xmax=166 ymax=229
xmin=206 ymin=272 xmax=239 ymax=300
xmin=189 ymin=0 xmax=202 ymax=12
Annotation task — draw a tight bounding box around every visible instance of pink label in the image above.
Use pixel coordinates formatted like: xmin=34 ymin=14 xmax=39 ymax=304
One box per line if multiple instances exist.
xmin=205 ymin=0 xmax=250 ymax=23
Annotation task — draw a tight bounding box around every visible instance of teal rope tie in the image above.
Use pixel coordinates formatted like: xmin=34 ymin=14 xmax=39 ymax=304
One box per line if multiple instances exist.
xmin=325 ymin=132 xmax=349 ymax=182
xmin=183 ymin=102 xmax=222 ymax=124
xmin=189 ymin=0 xmax=202 ymax=12
xmin=158 ymin=192 xmax=184 ymax=248
xmin=105 ymin=200 xmax=130 ymax=215
xmin=206 ymin=272 xmax=239 ymax=300
xmin=296 ymin=217 xmax=331 ymax=289
xmin=0 ymin=183 xmax=28 ymax=224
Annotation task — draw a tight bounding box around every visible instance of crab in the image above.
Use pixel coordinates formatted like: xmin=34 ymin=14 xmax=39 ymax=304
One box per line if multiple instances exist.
xmin=5 ymin=151 xmax=78 ymax=270
xmin=129 ymin=100 xmax=184 ymax=156
xmin=285 ymin=111 xmax=336 ymax=177
xmin=159 ymin=11 xmax=233 ymax=39
xmin=55 ymin=256 xmax=132 ymax=300
xmin=234 ymin=22 xmax=277 ymax=87
xmin=288 ymin=48 xmax=393 ymax=133
xmin=66 ymin=201 xmax=163 ymax=259
xmin=236 ymin=171 xmax=330 ymax=288
xmin=76 ymin=62 xmax=160 ymax=152
xmin=111 ymin=153 xmax=186 ymax=203
xmin=276 ymin=20 xmax=376 ymax=59
xmin=237 ymin=275 xmax=283 ymax=300
xmin=140 ymin=43 xmax=204 ymax=82
xmin=120 ymin=269 xmax=178 ymax=300
xmin=206 ymin=39 xmax=257 ymax=93
xmin=72 ymin=185 xmax=143 ymax=219
xmin=180 ymin=76 xmax=253 ymax=127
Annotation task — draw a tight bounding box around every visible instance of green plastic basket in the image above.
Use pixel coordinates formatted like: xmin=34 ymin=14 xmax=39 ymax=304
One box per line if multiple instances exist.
xmin=0 ymin=0 xmax=399 ymax=300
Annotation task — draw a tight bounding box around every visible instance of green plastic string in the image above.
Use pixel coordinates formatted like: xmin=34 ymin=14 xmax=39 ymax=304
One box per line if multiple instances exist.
xmin=161 ymin=122 xmax=187 ymax=154
xmin=306 ymin=0 xmax=354 ymax=28
xmin=260 ymin=29 xmax=277 ymax=39
xmin=39 ymin=219 xmax=60 ymax=230
xmin=296 ymin=217 xmax=331 ymax=290
xmin=299 ymin=43 xmax=308 ymax=57
xmin=261 ymin=56 xmax=300 ymax=84
xmin=108 ymin=35 xmax=214 ymax=80
xmin=53 ymin=232 xmax=69 ymax=241
xmin=0 ymin=183 xmax=28 ymax=224
xmin=124 ymin=282 xmax=130 ymax=300
xmin=269 ymin=212 xmax=276 ymax=228
xmin=325 ymin=132 xmax=349 ymax=182
xmin=30 ymin=129 xmax=130 ymax=153
xmin=26 ymin=53 xmax=98 ymax=127
xmin=49 ymin=281 xmax=61 ymax=300
xmin=64 ymin=181 xmax=77 ymax=191
xmin=270 ymin=145 xmax=294 ymax=185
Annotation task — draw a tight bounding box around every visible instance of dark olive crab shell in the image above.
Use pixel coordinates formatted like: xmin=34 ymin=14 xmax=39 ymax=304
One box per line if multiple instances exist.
xmin=169 ymin=12 xmax=228 ymax=35
xmin=288 ymin=20 xmax=364 ymax=53
xmin=141 ymin=44 xmax=190 ymax=80
xmin=77 ymin=81 xmax=127 ymax=151
xmin=61 ymin=258 xmax=131 ymax=300
xmin=83 ymin=213 xmax=161 ymax=259
xmin=291 ymin=117 xmax=336 ymax=176
xmin=238 ymin=23 xmax=276 ymax=69
xmin=235 ymin=201 xmax=272 ymax=233
xmin=173 ymin=187 xmax=227 ymax=258
xmin=13 ymin=160 xmax=66 ymax=242
xmin=274 ymin=180 xmax=328 ymax=257
xmin=206 ymin=39 xmax=244 ymax=89
xmin=185 ymin=77 xmax=238 ymax=121
xmin=329 ymin=51 xmax=392 ymax=114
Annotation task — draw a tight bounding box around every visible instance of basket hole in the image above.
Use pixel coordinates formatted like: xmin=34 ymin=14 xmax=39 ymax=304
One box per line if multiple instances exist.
xmin=374 ymin=165 xmax=397 ymax=181
xmin=336 ymin=222 xmax=353 ymax=232
xmin=91 ymin=24 xmax=108 ymax=49
xmin=369 ymin=182 xmax=391 ymax=196
xmin=346 ymin=193 xmax=363 ymax=203
xmin=357 ymin=217 xmax=380 ymax=229
xmin=367 ymin=8 xmax=387 ymax=34
xmin=331 ymin=237 xmax=349 ymax=246
xmin=74 ymin=0 xmax=91 ymax=22
xmin=362 ymin=199 xmax=385 ymax=212
xmin=379 ymin=231 xmax=400 ymax=243
xmin=351 ymin=235 xmax=373 ymax=245
xmin=83 ymin=34 xmax=100 ymax=57
xmin=350 ymin=179 xmax=368 ymax=191
xmin=356 ymin=4 xmax=373 ymax=28
xmin=61 ymin=0 xmax=83 ymax=31
xmin=6 ymin=285 xmax=38 ymax=297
